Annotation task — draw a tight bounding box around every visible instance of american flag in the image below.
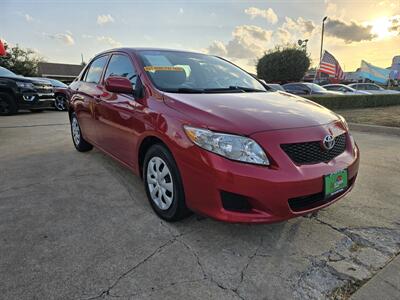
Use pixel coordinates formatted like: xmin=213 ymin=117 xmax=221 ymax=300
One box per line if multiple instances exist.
xmin=319 ymin=50 xmax=344 ymax=79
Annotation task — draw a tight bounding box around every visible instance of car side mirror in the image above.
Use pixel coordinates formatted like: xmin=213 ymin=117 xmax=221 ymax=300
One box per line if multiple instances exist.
xmin=105 ymin=76 xmax=133 ymax=94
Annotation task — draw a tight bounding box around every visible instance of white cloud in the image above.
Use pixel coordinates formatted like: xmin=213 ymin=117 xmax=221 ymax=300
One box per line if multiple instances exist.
xmin=275 ymin=28 xmax=292 ymax=44
xmin=81 ymin=34 xmax=94 ymax=39
xmin=282 ymin=17 xmax=316 ymax=36
xmin=97 ymin=36 xmax=122 ymax=47
xmin=24 ymin=14 xmax=35 ymax=22
xmin=97 ymin=14 xmax=114 ymax=25
xmin=244 ymin=7 xmax=278 ymax=24
xmin=208 ymin=25 xmax=272 ymax=59
xmin=208 ymin=41 xmax=227 ymax=56
xmin=44 ymin=32 xmax=75 ymax=45
xmin=179 ymin=8 xmax=184 ymax=14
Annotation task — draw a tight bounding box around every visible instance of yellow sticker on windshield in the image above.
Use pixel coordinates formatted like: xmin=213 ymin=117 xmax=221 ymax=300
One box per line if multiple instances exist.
xmin=144 ymin=66 xmax=184 ymax=72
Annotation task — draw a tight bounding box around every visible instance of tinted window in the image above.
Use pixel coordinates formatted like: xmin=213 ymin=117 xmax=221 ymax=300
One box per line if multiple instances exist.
xmin=104 ymin=54 xmax=137 ymax=87
xmin=367 ymin=84 xmax=379 ymax=90
xmin=325 ymin=86 xmax=339 ymax=91
xmin=84 ymin=56 xmax=108 ymax=84
xmin=284 ymin=84 xmax=297 ymax=91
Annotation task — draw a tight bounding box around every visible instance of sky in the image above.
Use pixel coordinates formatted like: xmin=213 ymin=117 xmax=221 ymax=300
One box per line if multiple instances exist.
xmin=2 ymin=0 xmax=400 ymax=73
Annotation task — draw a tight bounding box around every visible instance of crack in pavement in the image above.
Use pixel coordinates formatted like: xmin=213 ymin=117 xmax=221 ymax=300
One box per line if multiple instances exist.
xmin=80 ymin=238 xmax=177 ymax=300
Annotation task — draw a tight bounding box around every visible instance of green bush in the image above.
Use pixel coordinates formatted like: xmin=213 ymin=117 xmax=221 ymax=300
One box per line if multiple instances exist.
xmin=304 ymin=94 xmax=400 ymax=110
xmin=257 ymin=46 xmax=310 ymax=83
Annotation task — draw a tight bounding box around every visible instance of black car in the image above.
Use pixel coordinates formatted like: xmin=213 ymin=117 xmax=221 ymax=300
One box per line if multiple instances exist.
xmin=282 ymin=82 xmax=343 ymax=96
xmin=30 ymin=77 xmax=69 ymax=111
xmin=0 ymin=66 xmax=55 ymax=115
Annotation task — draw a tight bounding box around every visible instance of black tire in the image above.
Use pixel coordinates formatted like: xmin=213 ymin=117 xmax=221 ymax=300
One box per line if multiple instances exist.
xmin=70 ymin=112 xmax=93 ymax=152
xmin=0 ymin=92 xmax=18 ymax=116
xmin=143 ymin=144 xmax=191 ymax=221
xmin=55 ymin=94 xmax=67 ymax=111
xmin=30 ymin=109 xmax=44 ymax=113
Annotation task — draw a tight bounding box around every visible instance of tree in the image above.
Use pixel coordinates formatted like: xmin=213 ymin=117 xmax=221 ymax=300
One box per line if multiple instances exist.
xmin=256 ymin=46 xmax=310 ymax=83
xmin=0 ymin=44 xmax=43 ymax=76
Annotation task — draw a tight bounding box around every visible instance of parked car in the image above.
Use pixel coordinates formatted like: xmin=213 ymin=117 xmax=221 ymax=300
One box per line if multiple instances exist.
xmin=283 ymin=82 xmax=343 ymax=96
xmin=30 ymin=78 xmax=69 ymax=111
xmin=263 ymin=82 xmax=285 ymax=92
xmin=348 ymin=83 xmax=400 ymax=94
xmin=323 ymin=84 xmax=371 ymax=95
xmin=0 ymin=66 xmax=55 ymax=115
xmin=68 ymin=48 xmax=359 ymax=223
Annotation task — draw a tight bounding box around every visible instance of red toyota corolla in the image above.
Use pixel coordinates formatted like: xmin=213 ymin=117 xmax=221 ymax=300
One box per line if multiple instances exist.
xmin=68 ymin=48 xmax=360 ymax=223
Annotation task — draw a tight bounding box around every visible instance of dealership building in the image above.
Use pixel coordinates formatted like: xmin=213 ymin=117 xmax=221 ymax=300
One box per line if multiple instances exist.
xmin=37 ymin=62 xmax=84 ymax=83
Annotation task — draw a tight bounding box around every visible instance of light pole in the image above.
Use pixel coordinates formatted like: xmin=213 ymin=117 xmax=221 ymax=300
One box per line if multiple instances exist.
xmin=320 ymin=16 xmax=328 ymax=63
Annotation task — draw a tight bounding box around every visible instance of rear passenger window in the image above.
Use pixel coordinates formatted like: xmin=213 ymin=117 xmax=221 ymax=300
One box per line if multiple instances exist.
xmin=84 ymin=56 xmax=109 ymax=84
xmin=104 ymin=54 xmax=137 ymax=88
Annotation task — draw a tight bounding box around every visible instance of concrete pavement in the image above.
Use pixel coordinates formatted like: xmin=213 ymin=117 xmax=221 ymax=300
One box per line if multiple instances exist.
xmin=351 ymin=255 xmax=400 ymax=300
xmin=0 ymin=111 xmax=399 ymax=299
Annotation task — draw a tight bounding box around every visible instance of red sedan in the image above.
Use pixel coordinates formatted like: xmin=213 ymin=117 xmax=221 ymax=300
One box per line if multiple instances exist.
xmin=68 ymin=48 xmax=359 ymax=223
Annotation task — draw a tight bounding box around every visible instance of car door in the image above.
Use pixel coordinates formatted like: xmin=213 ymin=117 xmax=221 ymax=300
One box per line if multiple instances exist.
xmin=72 ymin=55 xmax=109 ymax=143
xmin=94 ymin=53 xmax=144 ymax=167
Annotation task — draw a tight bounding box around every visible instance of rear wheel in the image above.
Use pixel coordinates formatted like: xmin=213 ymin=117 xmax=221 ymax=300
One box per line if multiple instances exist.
xmin=0 ymin=92 xmax=17 ymax=116
xmin=70 ymin=112 xmax=93 ymax=152
xmin=143 ymin=144 xmax=191 ymax=221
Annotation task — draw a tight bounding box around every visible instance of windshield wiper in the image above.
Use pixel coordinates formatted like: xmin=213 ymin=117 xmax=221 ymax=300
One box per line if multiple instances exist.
xmin=164 ymin=88 xmax=205 ymax=93
xmin=204 ymin=86 xmax=266 ymax=93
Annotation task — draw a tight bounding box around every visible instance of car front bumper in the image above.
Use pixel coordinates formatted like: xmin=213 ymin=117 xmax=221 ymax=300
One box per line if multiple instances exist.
xmin=18 ymin=92 xmax=55 ymax=109
xmin=175 ymin=122 xmax=360 ymax=223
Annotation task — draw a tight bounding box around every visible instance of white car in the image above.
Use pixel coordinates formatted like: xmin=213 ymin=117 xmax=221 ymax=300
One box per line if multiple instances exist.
xmin=323 ymin=84 xmax=371 ymax=95
xmin=348 ymin=83 xmax=400 ymax=95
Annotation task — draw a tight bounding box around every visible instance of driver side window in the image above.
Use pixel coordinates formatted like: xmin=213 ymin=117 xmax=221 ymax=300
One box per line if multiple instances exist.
xmin=104 ymin=54 xmax=137 ymax=88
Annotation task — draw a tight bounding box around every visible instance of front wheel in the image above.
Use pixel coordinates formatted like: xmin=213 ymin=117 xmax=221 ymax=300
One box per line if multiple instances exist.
xmin=0 ymin=92 xmax=18 ymax=116
xmin=70 ymin=112 xmax=93 ymax=152
xmin=55 ymin=94 xmax=67 ymax=111
xmin=143 ymin=144 xmax=191 ymax=221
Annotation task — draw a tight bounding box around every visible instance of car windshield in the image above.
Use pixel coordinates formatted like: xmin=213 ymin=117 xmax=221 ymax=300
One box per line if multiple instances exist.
xmin=304 ymin=83 xmax=327 ymax=92
xmin=137 ymin=50 xmax=266 ymax=93
xmin=0 ymin=67 xmax=17 ymax=77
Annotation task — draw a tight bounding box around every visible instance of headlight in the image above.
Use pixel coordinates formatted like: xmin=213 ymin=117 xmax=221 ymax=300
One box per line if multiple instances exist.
xmin=16 ymin=81 xmax=35 ymax=89
xmin=337 ymin=114 xmax=349 ymax=131
xmin=184 ymin=125 xmax=269 ymax=165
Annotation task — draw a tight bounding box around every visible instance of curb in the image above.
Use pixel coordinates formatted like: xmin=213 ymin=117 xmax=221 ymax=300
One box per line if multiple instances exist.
xmin=349 ymin=123 xmax=400 ymax=137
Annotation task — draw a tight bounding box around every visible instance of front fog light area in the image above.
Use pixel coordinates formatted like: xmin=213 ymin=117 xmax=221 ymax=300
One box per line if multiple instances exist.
xmin=23 ymin=95 xmax=36 ymax=101
xmin=184 ymin=125 xmax=269 ymax=165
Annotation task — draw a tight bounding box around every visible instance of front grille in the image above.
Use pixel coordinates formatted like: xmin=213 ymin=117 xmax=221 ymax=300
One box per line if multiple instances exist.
xmin=281 ymin=134 xmax=346 ymax=164
xmin=33 ymin=84 xmax=53 ymax=94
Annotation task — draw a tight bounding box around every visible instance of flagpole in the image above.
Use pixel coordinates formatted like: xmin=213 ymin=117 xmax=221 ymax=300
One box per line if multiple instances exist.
xmin=317 ymin=16 xmax=328 ymax=83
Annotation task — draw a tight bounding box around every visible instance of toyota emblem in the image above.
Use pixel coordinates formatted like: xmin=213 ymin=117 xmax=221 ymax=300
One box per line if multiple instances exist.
xmin=323 ymin=135 xmax=335 ymax=150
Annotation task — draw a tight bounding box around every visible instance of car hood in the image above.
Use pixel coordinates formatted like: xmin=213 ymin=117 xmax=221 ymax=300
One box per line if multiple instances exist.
xmin=163 ymin=91 xmax=340 ymax=135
